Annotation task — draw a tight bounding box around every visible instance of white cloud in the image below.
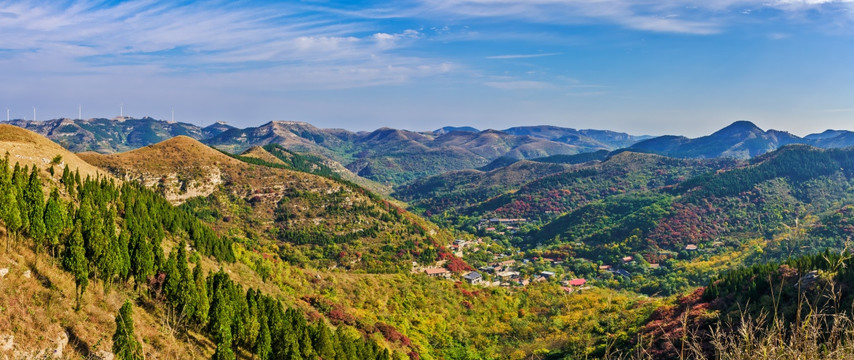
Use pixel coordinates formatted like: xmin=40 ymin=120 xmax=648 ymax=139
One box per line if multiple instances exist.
xmin=0 ymin=1 xmax=445 ymax=89
xmin=412 ymin=0 xmax=854 ymax=34
xmin=486 ymin=53 xmax=561 ymax=59
xmin=484 ymin=80 xmax=554 ymax=90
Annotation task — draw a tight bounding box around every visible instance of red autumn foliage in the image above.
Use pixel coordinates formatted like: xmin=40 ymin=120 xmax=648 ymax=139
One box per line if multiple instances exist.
xmin=445 ymin=256 xmax=473 ymax=272
xmin=640 ymin=288 xmax=717 ymax=359
xmin=327 ymin=308 xmax=356 ymax=326
xmin=302 ymin=295 xmax=357 ymax=326
xmin=375 ymin=322 xmax=412 ymax=347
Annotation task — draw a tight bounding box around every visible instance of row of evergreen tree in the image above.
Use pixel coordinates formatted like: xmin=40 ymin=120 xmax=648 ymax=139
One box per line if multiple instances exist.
xmin=115 ymin=243 xmax=395 ymax=360
xmin=674 ymin=145 xmax=854 ymax=198
xmin=0 ymin=156 xmax=399 ymax=359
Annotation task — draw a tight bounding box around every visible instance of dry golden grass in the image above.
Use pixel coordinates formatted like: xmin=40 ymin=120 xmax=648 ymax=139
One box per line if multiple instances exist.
xmin=240 ymin=146 xmax=287 ymax=165
xmin=0 ymin=236 xmax=215 ymax=359
xmin=0 ymin=124 xmax=111 ymax=181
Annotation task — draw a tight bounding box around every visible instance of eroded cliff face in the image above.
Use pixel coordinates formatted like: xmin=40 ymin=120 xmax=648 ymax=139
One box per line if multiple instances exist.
xmin=116 ymin=166 xmax=224 ymax=204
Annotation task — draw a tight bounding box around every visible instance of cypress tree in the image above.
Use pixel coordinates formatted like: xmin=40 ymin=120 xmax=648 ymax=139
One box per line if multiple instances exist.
xmin=335 ymin=327 xmax=356 ymax=360
xmin=255 ymin=319 xmax=272 ymax=360
xmin=63 ymin=221 xmax=89 ymax=310
xmin=131 ymin=234 xmax=154 ymax=290
xmin=211 ymin=283 xmax=235 ymax=360
xmin=312 ymin=321 xmax=336 ymax=360
xmin=112 ymin=300 xmax=143 ymax=360
xmin=299 ymin=326 xmax=315 ymax=359
xmin=3 ymin=189 xmax=22 ymax=253
xmin=24 ymin=167 xmax=45 ymax=229
xmin=177 ymin=242 xmax=197 ymax=321
xmin=0 ymin=158 xmax=22 ymax=253
xmin=163 ymin=249 xmax=180 ymax=302
xmin=192 ymin=255 xmax=209 ymax=327
xmin=43 ymin=188 xmax=65 ymax=257
xmin=117 ymin=229 xmax=132 ymax=283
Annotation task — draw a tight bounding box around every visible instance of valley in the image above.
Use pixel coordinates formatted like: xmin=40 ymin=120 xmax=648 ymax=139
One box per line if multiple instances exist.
xmin=2 ymin=118 xmax=854 ymax=359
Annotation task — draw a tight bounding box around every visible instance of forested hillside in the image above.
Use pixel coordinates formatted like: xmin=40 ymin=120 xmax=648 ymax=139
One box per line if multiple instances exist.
xmin=9 ymin=119 xmax=854 ymax=359
xmin=0 ymin=124 xmax=669 ymax=360
xmin=79 ymin=136 xmax=454 ymax=273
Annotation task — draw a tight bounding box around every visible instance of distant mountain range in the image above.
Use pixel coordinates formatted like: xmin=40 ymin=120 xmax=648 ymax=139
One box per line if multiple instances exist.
xmin=8 ymin=117 xmax=854 ymax=185
xmin=4 ymin=117 xmax=234 ymax=153
xmin=4 ymin=117 xmax=646 ymax=185
xmin=628 ymin=120 xmax=854 ymax=159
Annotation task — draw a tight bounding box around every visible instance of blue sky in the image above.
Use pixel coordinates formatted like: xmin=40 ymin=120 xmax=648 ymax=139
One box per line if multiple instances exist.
xmin=1 ymin=0 xmax=853 ymax=136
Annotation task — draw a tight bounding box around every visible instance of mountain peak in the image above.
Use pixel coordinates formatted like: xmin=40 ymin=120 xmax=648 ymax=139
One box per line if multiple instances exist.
xmin=711 ymin=121 xmax=763 ymax=137
xmin=434 ymin=126 xmax=479 ymax=135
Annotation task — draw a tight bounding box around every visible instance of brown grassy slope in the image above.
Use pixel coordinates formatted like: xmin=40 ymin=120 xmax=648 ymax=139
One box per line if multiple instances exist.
xmin=79 ymin=135 xmax=331 ymax=204
xmin=242 ymin=145 xmax=391 ymax=195
xmin=79 ymin=136 xmax=452 ymax=271
xmin=0 ymin=245 xmax=214 ymax=359
xmin=240 ymin=146 xmax=287 ymax=165
xmin=0 ymin=124 xmax=110 ymax=180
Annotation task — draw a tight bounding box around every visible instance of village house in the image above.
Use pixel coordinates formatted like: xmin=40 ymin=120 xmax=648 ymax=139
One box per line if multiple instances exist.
xmin=615 ymin=269 xmax=631 ymax=278
xmin=498 ymin=259 xmax=516 ymax=267
xmin=497 ymin=270 xmax=520 ymax=279
xmin=424 ymin=268 xmax=450 ymax=278
xmin=479 ymin=265 xmax=496 ymax=273
xmin=622 ymin=256 xmax=634 ymax=262
xmin=568 ymin=278 xmax=587 ymax=286
xmin=463 ymin=271 xmax=483 ymax=285
xmin=540 ymin=271 xmax=556 ymax=279
xmin=685 ymin=244 xmax=698 ymax=251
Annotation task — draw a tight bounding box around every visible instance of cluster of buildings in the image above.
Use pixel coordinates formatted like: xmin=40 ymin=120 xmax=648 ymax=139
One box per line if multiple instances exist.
xmin=422 ymin=256 xmax=588 ymax=293
xmin=478 ymin=218 xmax=527 ymax=234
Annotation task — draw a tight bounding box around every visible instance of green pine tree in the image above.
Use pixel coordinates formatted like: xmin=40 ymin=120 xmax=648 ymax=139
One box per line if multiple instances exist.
xmin=112 ymin=300 xmax=143 ymax=360
xmin=43 ymin=188 xmax=66 ymax=257
xmin=312 ymin=321 xmax=336 ymax=360
xmin=63 ymin=221 xmax=89 ymax=310
xmin=131 ymin=234 xmax=155 ymax=290
xmin=192 ymin=255 xmax=209 ymax=327
xmin=255 ymin=319 xmax=272 ymax=360
xmin=209 ymin=271 xmax=235 ymax=360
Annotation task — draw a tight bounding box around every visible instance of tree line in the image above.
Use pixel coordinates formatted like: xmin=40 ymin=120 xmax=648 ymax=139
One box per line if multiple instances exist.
xmin=0 ymin=155 xmax=398 ymax=360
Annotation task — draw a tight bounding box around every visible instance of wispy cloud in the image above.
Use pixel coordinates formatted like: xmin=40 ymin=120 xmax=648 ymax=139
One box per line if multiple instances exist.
xmin=0 ymin=1 xmax=447 ymax=89
xmin=486 ymin=53 xmax=561 ymax=59
xmin=411 ymin=0 xmax=854 ymax=34
xmin=483 ymin=80 xmax=554 ymax=90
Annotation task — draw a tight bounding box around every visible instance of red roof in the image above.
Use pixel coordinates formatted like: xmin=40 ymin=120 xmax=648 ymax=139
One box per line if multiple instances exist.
xmin=424 ymin=268 xmax=448 ymax=275
xmin=569 ymin=278 xmax=587 ymax=286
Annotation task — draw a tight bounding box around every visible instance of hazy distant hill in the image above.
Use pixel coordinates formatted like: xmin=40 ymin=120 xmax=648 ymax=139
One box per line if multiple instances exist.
xmin=434 ymin=126 xmax=479 ymax=134
xmin=628 ymin=120 xmax=854 ymax=159
xmin=3 ymin=117 xmax=232 ymax=153
xmin=5 ymin=117 xmax=654 ymax=185
xmin=503 ymin=125 xmax=650 ymax=149
xmin=207 ymin=121 xmax=636 ymax=184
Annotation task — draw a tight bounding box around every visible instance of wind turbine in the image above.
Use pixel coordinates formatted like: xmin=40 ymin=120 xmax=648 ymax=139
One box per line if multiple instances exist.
xmin=33 ymin=107 xmax=36 ymax=122
xmin=120 ymin=103 xmax=123 ymax=118
xmin=171 ymin=107 xmax=174 ymax=123
xmin=78 ymin=104 xmax=82 ymax=120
